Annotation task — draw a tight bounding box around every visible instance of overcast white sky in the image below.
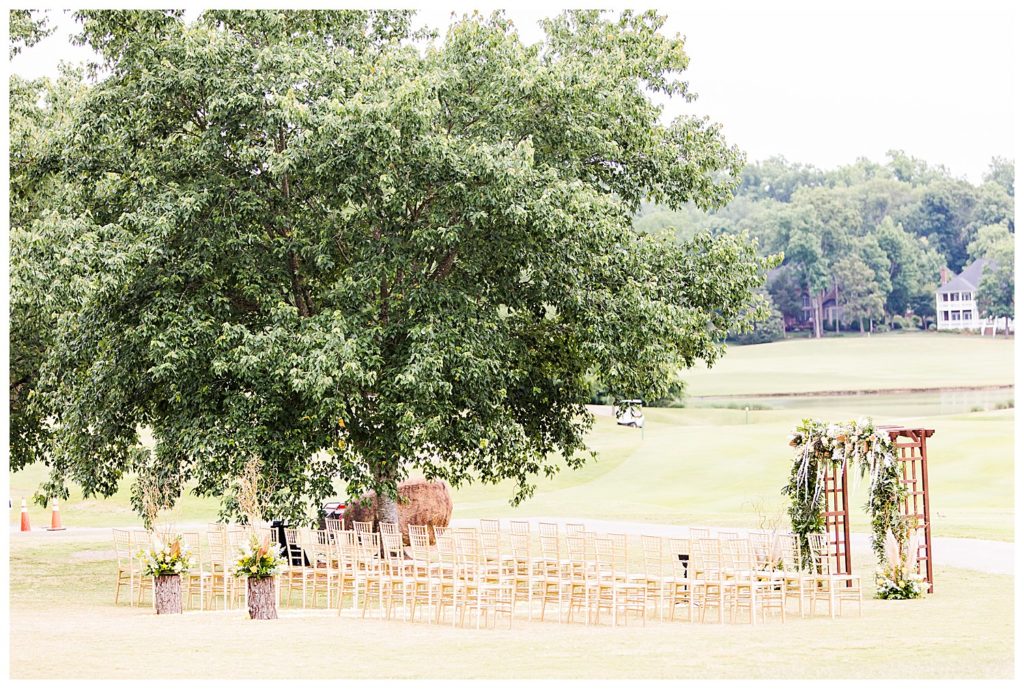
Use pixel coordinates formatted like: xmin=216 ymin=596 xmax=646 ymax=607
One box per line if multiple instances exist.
xmin=8 ymin=1 xmax=1017 ymax=182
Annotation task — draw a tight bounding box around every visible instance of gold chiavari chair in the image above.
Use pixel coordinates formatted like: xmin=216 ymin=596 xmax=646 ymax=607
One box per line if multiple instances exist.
xmin=381 ymin=531 xmax=413 ymax=620
xmin=607 ymin=535 xmax=647 ymax=625
xmin=206 ymin=526 xmax=237 ymax=610
xmin=181 ymin=531 xmax=212 ymax=610
xmin=562 ymin=535 xmax=591 ymax=624
xmin=689 ymin=527 xmax=710 ymax=541
xmin=692 ymin=538 xmax=731 ymax=623
xmin=663 ymin=537 xmax=693 ymax=621
xmin=454 ymin=532 xmax=515 ymax=629
xmin=357 ymin=532 xmax=386 ymax=618
xmin=722 ymin=537 xmax=784 ymax=624
xmin=637 ymin=534 xmax=667 ymax=618
xmin=302 ymin=528 xmax=339 ymax=608
xmin=325 ymin=517 xmax=344 ymax=537
xmin=433 ymin=534 xmax=460 ymax=624
xmin=777 ymin=533 xmax=812 ymax=616
xmin=534 ymin=533 xmax=564 ymax=623
xmin=332 ymin=529 xmax=359 ymax=613
xmin=807 ymin=533 xmax=862 ymax=618
xmin=508 ymin=531 xmax=533 ymax=619
xmin=408 ymin=532 xmax=439 ymax=622
xmin=113 ymin=529 xmax=151 ymax=606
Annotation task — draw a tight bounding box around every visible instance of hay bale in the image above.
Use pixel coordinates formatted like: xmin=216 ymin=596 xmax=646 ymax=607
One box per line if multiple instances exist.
xmin=343 ymin=478 xmax=452 ymax=544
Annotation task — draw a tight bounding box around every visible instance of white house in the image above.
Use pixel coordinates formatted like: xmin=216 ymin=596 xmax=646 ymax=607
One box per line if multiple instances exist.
xmin=935 ymin=258 xmax=1013 ymax=333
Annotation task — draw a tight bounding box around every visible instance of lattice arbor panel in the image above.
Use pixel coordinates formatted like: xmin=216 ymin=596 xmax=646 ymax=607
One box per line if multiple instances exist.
xmin=884 ymin=427 xmax=935 ymax=593
xmin=819 ymin=426 xmax=934 ymax=593
xmin=822 ymin=462 xmax=852 ymax=578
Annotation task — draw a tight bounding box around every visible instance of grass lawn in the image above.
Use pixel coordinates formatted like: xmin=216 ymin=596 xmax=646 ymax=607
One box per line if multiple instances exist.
xmin=683 ymin=331 xmax=1014 ymax=396
xmin=10 ymin=334 xmax=1015 ymax=541
xmin=7 ymin=534 xmax=1014 ymax=679
xmin=6 ymin=330 xmax=1015 ymax=679
xmin=452 ymin=408 xmax=1014 ymax=541
xmin=10 ymin=408 xmax=1014 ymax=541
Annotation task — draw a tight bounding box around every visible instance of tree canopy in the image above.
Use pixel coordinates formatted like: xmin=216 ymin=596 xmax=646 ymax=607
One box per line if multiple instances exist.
xmin=11 ymin=9 xmax=772 ymax=524
xmin=637 ymin=150 xmax=1013 ymax=334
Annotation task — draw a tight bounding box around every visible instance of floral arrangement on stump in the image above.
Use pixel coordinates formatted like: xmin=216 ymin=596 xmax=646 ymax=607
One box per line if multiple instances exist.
xmin=139 ymin=534 xmax=193 ymax=614
xmin=782 ymin=418 xmax=921 ymax=599
xmin=233 ymin=534 xmax=286 ymax=620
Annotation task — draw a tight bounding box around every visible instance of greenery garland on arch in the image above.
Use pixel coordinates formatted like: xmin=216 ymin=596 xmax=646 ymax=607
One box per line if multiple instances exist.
xmin=782 ymin=418 xmax=911 ymax=586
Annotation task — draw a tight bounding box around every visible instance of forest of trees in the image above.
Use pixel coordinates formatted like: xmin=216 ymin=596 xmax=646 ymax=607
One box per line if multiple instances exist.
xmin=635 ymin=151 xmax=1015 ymax=339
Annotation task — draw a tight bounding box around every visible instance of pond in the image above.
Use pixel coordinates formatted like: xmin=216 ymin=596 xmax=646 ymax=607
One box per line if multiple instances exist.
xmin=691 ymin=386 xmax=1014 ymax=418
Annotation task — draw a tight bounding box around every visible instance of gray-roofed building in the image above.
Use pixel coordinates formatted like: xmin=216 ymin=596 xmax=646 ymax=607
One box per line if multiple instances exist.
xmin=935 ymin=258 xmax=1013 ymax=333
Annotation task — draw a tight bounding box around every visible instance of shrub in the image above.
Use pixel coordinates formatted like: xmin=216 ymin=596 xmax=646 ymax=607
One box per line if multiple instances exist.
xmin=890 ymin=314 xmax=922 ymax=330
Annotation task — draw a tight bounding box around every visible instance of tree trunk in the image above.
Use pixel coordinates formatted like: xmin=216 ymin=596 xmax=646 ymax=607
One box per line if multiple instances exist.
xmin=153 ymin=574 xmax=182 ymax=614
xmin=247 ymin=576 xmax=278 ymax=620
xmin=859 ymin=318 xmax=864 ymax=333
xmin=375 ymin=492 xmax=400 ymax=525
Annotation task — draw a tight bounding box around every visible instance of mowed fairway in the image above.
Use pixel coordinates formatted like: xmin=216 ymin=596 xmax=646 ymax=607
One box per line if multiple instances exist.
xmin=682 ymin=331 xmax=1014 ymax=395
xmin=8 ymin=331 xmax=1015 ymax=678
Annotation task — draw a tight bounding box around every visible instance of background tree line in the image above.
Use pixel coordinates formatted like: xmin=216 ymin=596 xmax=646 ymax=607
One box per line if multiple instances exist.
xmin=635 ymin=151 xmax=1015 ymax=339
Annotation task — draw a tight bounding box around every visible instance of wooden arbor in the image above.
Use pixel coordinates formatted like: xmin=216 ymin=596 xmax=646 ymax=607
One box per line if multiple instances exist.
xmin=821 ymin=426 xmax=935 ymax=592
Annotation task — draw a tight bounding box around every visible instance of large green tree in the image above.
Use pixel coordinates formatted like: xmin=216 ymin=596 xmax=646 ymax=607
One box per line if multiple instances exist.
xmin=833 ymin=255 xmax=886 ymax=332
xmin=17 ymin=10 xmax=771 ymax=524
xmin=973 ymin=226 xmax=1015 ymax=336
xmin=9 ymin=9 xmax=86 ymax=474
xmin=874 ymin=216 xmax=943 ymax=322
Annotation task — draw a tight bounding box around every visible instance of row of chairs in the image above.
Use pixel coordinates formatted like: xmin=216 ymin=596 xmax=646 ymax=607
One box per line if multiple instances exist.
xmin=114 ymin=521 xmax=861 ymax=623
xmin=302 ymin=520 xmax=861 ymax=625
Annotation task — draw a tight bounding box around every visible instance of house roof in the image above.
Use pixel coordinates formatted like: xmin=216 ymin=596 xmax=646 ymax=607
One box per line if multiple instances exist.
xmin=937 ymin=258 xmax=993 ymax=294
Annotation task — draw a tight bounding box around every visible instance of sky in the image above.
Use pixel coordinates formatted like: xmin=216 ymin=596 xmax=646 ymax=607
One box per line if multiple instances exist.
xmin=8 ymin=1 xmax=1017 ymax=183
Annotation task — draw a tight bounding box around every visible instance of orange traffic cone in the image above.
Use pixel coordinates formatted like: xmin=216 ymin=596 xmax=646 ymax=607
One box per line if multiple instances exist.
xmin=20 ymin=499 xmax=31 ymax=532
xmin=47 ymin=499 xmax=66 ymax=531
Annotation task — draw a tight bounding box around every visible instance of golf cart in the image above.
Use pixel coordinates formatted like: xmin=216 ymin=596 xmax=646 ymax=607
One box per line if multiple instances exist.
xmin=615 ymin=399 xmax=645 ymax=428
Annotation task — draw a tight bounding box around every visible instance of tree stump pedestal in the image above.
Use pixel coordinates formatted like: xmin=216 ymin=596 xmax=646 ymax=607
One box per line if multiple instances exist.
xmin=247 ymin=577 xmax=278 ymax=620
xmin=153 ymin=574 xmax=183 ymax=614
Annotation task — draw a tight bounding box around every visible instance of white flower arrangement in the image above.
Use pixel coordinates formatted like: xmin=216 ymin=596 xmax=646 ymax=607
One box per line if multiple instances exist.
xmin=138 ymin=534 xmax=193 ymax=577
xmin=233 ymin=534 xmax=287 ymax=579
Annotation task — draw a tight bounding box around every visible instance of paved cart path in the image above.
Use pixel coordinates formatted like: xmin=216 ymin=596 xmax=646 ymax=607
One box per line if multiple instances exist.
xmin=12 ymin=517 xmax=1013 ymax=575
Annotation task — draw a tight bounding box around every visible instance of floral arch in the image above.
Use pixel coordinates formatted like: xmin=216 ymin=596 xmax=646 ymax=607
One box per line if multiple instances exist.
xmin=783 ymin=419 xmax=934 ymax=598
